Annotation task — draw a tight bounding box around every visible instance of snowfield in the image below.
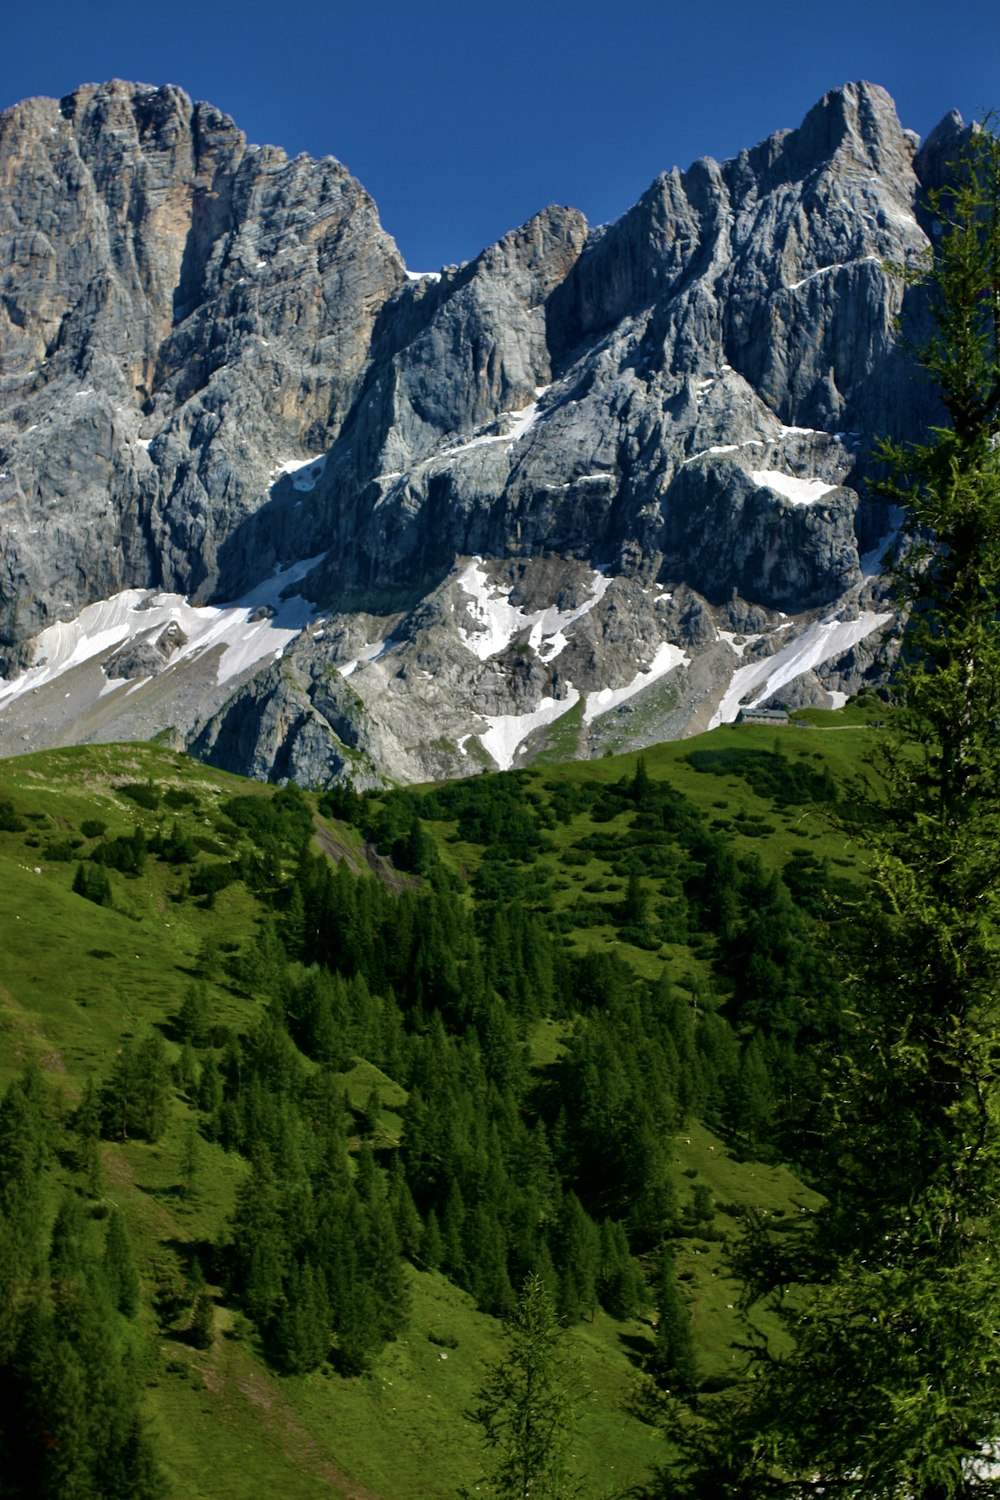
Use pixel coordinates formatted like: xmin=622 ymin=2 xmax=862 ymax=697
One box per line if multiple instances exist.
xmin=750 ymin=469 xmax=838 ymax=505
xmin=456 ymin=557 xmax=611 ymax=663
xmin=0 ymin=555 xmax=324 ymax=711
xmin=710 ymin=611 xmax=892 ymax=727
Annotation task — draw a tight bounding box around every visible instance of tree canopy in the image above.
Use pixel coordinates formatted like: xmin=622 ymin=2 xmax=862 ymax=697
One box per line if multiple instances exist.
xmin=653 ymin=114 xmax=1000 ymax=1500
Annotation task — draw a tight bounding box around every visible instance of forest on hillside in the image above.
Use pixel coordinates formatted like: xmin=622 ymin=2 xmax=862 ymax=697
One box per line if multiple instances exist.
xmin=0 ymin=730 xmax=855 ymax=1497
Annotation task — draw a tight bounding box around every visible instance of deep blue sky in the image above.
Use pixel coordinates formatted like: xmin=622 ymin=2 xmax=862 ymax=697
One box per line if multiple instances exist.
xmin=3 ymin=1 xmax=998 ymax=270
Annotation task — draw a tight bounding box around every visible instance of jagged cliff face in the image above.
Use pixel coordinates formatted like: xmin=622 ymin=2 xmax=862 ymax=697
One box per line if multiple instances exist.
xmin=0 ymin=80 xmax=970 ymax=784
xmin=0 ymin=80 xmax=404 ymax=638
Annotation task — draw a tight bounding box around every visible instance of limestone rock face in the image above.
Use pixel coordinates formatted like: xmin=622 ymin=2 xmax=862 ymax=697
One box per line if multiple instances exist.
xmin=0 ymin=79 xmax=404 ymax=650
xmin=0 ymin=80 xmax=971 ymax=784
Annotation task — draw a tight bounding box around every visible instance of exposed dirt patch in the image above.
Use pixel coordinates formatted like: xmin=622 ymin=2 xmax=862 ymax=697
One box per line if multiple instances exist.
xmin=312 ymin=819 xmax=368 ymax=876
xmin=0 ymin=988 xmax=70 ymax=1079
xmin=217 ymin=1344 xmax=384 ymax=1499
xmin=313 ymin=817 xmax=419 ymax=894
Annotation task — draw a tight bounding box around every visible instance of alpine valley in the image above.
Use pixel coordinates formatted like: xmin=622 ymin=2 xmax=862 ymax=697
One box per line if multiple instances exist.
xmin=0 ymin=79 xmax=970 ymax=785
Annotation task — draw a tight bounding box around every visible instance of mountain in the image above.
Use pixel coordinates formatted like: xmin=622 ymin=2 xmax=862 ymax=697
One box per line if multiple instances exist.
xmin=0 ymin=80 xmax=969 ymax=785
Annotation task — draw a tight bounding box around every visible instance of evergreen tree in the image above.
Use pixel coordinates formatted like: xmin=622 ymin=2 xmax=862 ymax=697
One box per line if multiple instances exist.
xmin=465 ymin=1272 xmax=580 ymax=1500
xmin=196 ymin=1052 xmax=224 ymax=1135
xmin=0 ymin=1067 xmax=49 ymax=1290
xmin=596 ymin=1219 xmax=644 ymax=1321
xmin=72 ymin=860 xmax=112 ymax=906
xmin=649 ymin=1249 xmax=697 ymax=1398
xmin=229 ymin=1148 xmax=286 ymax=1325
xmin=732 ymin=1033 xmax=776 ymax=1148
xmin=180 ymin=1122 xmax=200 ymax=1200
xmin=271 ymin=1262 xmax=328 ymax=1372
xmin=1 ymin=1194 xmax=165 ymax=1499
xmin=103 ymin=1209 xmax=140 ymax=1318
xmin=655 ymin=114 xmax=1000 ymax=1500
xmin=72 ymin=1076 xmax=102 ymax=1182
xmin=100 ymin=1035 xmax=170 ymax=1143
xmin=552 ymin=1192 xmax=600 ymax=1324
xmin=190 ymin=1289 xmax=215 ymax=1350
xmin=421 ymin=1208 xmax=444 ymax=1271
xmin=387 ymin=1154 xmax=423 ymax=1261
xmin=178 ymin=982 xmax=211 ymax=1046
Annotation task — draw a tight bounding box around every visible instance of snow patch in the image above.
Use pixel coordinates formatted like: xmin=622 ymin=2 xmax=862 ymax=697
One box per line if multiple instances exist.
xmin=682 ymin=444 xmax=738 ymax=465
xmin=582 ymin=642 xmax=688 ymax=724
xmin=0 ymin=555 xmax=326 ymax=710
xmin=439 ymin=391 xmax=548 ymax=460
xmin=709 ymin=612 xmax=892 ymax=728
xmin=338 ymin=638 xmax=391 ymax=678
xmin=480 ymin=691 xmax=581 ymax=771
xmin=271 ymin=454 xmax=327 ymax=492
xmin=751 ymin=469 xmax=837 ymax=505
xmin=786 ymin=254 xmax=881 ymax=291
xmin=860 ymin=516 xmax=903 ymax=576
xmin=718 ymin=630 xmax=762 ymax=660
xmin=456 ymin=557 xmax=610 ymax=663
xmin=405 ymin=269 xmax=442 ymax=282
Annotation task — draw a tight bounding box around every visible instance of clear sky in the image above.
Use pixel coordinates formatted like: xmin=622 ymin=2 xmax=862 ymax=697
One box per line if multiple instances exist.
xmin=3 ymin=0 xmax=998 ymax=271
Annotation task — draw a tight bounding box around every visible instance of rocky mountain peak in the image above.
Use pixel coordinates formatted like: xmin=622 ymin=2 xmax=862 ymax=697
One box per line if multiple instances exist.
xmin=792 ymin=80 xmax=916 ymax=175
xmin=0 ymin=80 xmax=963 ymax=786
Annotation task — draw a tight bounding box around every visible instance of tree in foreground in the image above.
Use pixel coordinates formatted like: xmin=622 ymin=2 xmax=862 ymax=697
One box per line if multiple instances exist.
xmin=465 ymin=1272 xmax=581 ymax=1500
xmin=653 ymin=116 xmax=1000 ymax=1499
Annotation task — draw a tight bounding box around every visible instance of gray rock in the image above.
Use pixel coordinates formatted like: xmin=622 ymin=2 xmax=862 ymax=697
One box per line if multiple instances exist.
xmin=0 ymin=79 xmax=971 ymax=785
xmin=0 ymin=79 xmax=405 ymax=654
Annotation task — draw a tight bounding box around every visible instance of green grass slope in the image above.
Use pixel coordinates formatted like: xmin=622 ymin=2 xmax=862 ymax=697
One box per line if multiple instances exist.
xmin=0 ymin=718 xmax=870 ymax=1498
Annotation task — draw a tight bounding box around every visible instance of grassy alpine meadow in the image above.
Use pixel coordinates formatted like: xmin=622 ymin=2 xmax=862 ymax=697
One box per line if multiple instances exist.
xmin=0 ymin=710 xmax=867 ymax=1498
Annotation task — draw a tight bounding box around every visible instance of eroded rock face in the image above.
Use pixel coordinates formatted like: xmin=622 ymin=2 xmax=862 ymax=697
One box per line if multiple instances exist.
xmin=0 ymin=79 xmax=405 ymax=649
xmin=0 ymin=80 xmax=969 ymax=784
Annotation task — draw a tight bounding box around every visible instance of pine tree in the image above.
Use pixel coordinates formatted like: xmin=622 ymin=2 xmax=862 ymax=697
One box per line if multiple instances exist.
xmin=271 ymin=1262 xmax=328 ymax=1372
xmin=103 ymin=1209 xmax=140 ymax=1318
xmin=178 ymin=982 xmax=211 ymax=1046
xmin=465 ymin=1272 xmax=581 ymax=1500
xmin=73 ymin=1078 xmax=104 ymax=1195
xmin=553 ymin=1192 xmax=600 ymax=1324
xmin=597 ymin=1219 xmax=644 ymax=1321
xmin=421 ymin=1208 xmax=444 ymax=1270
xmin=100 ymin=1035 xmax=170 ymax=1143
xmin=0 ymin=1068 xmax=49 ymax=1290
xmin=196 ymin=1051 xmax=224 ymax=1135
xmin=190 ymin=1289 xmax=215 ymax=1351
xmin=649 ymin=1249 xmax=697 ymax=1398
xmin=655 ymin=114 xmax=1000 ymax=1500
xmin=180 ymin=1122 xmax=200 ymax=1200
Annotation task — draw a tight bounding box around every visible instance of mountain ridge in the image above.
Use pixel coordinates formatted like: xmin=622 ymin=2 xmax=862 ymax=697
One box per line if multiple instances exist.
xmin=0 ymin=80 xmax=968 ymax=784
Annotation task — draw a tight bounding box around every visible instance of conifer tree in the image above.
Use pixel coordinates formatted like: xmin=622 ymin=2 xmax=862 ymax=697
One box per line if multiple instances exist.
xmin=272 ymin=1262 xmax=328 ymax=1372
xmin=180 ymin=1122 xmax=200 ymax=1200
xmin=190 ymin=1288 xmax=215 ymax=1351
xmin=421 ymin=1208 xmax=444 ymax=1270
xmin=655 ymin=113 xmax=1000 ymax=1500
xmin=103 ymin=1209 xmax=140 ymax=1318
xmin=197 ymin=1051 xmax=224 ymax=1135
xmin=0 ymin=1068 xmax=49 ymax=1288
xmin=100 ymin=1035 xmax=170 ymax=1143
xmin=466 ymin=1272 xmax=580 ymax=1500
xmin=553 ymin=1192 xmax=600 ymax=1324
xmin=178 ymin=981 xmax=211 ymax=1046
xmin=73 ymin=1077 xmax=103 ymax=1193
xmin=649 ymin=1249 xmax=697 ymax=1398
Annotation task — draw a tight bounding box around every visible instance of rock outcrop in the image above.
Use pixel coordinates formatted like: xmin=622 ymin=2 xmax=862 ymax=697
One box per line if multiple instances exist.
xmin=0 ymin=79 xmax=404 ymax=648
xmin=0 ymin=80 xmax=969 ymax=784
